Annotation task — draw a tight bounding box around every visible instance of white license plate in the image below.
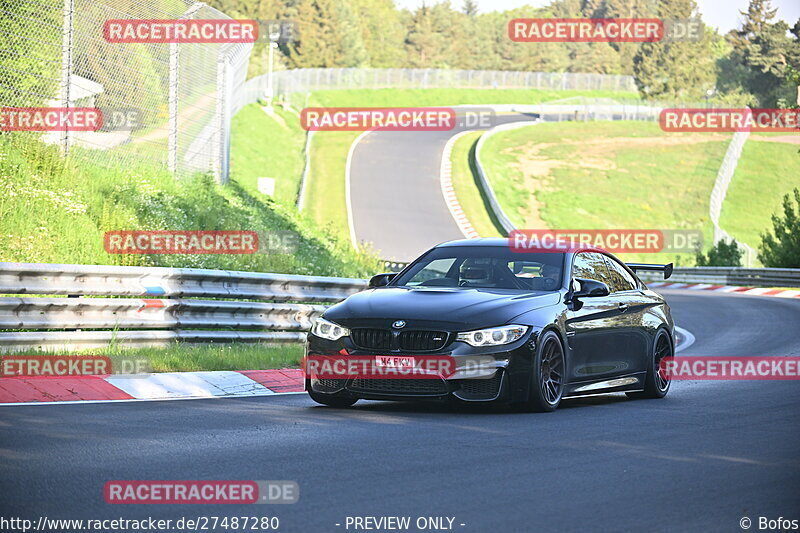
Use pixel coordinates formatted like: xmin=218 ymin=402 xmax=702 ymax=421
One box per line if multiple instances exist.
xmin=375 ymin=355 xmax=416 ymax=370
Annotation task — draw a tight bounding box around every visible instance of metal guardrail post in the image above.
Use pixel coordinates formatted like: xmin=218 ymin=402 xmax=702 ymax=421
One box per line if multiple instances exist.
xmin=59 ymin=0 xmax=74 ymax=156
xmin=167 ymin=3 xmax=203 ymax=174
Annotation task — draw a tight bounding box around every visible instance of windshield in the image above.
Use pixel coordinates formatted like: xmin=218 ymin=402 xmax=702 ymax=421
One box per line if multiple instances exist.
xmin=392 ymin=246 xmax=565 ymax=291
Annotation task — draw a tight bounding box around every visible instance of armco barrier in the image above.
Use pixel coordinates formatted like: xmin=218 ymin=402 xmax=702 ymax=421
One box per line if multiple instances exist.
xmin=636 ymin=267 xmax=800 ymax=288
xmin=0 ymin=262 xmax=366 ymax=352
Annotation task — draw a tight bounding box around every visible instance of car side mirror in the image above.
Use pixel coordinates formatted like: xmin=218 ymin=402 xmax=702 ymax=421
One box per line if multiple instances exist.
xmin=572 ymin=278 xmax=610 ymax=298
xmin=368 ymin=273 xmax=396 ymax=288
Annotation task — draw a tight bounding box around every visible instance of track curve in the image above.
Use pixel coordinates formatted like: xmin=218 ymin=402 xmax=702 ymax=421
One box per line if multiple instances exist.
xmin=2 ymin=291 xmax=798 ymax=532
xmin=348 ymin=111 xmax=537 ymax=261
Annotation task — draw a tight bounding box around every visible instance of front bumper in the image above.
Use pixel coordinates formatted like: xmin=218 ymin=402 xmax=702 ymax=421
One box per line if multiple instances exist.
xmin=311 ymin=369 xmax=508 ymax=402
xmin=306 ymin=331 xmax=538 ymax=403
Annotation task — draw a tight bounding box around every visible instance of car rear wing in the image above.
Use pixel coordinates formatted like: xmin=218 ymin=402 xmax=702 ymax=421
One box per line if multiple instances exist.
xmin=626 ymin=263 xmax=673 ymax=280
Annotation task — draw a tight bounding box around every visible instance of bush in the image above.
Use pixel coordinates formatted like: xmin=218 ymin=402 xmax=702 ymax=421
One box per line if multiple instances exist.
xmin=758 ymin=188 xmax=800 ymax=268
xmin=695 ymin=239 xmax=744 ymax=266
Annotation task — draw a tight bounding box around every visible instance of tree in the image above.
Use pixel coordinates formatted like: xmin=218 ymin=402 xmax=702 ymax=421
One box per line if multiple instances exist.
xmin=758 ymin=189 xmax=800 ymax=268
xmin=0 ymin=1 xmax=70 ymax=106
xmin=405 ymin=3 xmax=461 ymax=68
xmin=284 ymin=0 xmax=367 ymax=68
xmin=462 ymin=0 xmax=478 ymax=17
xmin=351 ymin=0 xmax=406 ymax=67
xmin=633 ymin=0 xmax=716 ymax=101
xmin=724 ymin=0 xmax=800 ymax=106
xmin=695 ymin=240 xmax=743 ymax=266
xmin=601 ymin=0 xmax=660 ymax=74
xmin=569 ymin=42 xmax=623 ymax=74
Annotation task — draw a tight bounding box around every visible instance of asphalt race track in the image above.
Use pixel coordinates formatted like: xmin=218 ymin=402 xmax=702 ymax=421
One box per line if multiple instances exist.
xmin=348 ymin=111 xmax=538 ymax=261
xmin=2 ymin=290 xmax=799 ymax=532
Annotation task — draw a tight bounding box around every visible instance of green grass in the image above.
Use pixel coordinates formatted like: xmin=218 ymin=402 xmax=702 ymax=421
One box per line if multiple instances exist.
xmin=719 ymin=136 xmax=800 ymax=251
xmin=478 ymin=121 xmax=732 ymax=265
xmin=0 ymin=133 xmax=380 ymax=277
xmin=230 ymin=104 xmax=307 ymax=206
xmin=6 ymin=344 xmax=305 ymax=372
xmin=228 ymin=106 xmax=359 ymax=243
xmin=450 ymin=131 xmax=503 ymax=237
xmin=304 ymin=131 xmax=362 ymax=241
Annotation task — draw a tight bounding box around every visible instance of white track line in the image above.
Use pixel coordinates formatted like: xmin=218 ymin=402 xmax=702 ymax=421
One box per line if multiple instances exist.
xmin=345 ymin=130 xmax=372 ymax=251
xmin=675 ymin=326 xmax=696 ymax=353
xmin=439 ymin=130 xmax=480 ymax=239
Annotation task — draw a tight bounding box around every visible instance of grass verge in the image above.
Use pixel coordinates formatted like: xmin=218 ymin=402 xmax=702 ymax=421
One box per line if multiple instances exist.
xmin=0 ymin=133 xmax=380 ymax=277
xmin=719 ymin=135 xmax=800 ymax=251
xmin=304 ymin=131 xmax=362 ymax=241
xmin=450 ymin=131 xmax=503 ymax=237
xmin=477 ymin=120 xmax=732 ymax=265
xmin=5 ymin=344 xmax=305 ymax=373
xmin=230 ymin=104 xmax=306 ymax=206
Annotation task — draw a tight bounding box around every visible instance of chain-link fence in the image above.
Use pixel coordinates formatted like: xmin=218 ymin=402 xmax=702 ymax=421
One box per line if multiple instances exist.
xmin=1 ymin=0 xmax=252 ymax=183
xmin=237 ymin=68 xmax=639 ymax=111
xmin=709 ymin=130 xmax=756 ymax=266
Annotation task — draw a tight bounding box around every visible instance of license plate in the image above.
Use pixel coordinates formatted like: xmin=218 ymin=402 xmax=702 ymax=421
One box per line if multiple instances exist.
xmin=375 ymin=355 xmax=416 ymax=370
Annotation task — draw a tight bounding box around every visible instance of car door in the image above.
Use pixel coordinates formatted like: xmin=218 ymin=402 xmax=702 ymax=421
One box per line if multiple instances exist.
xmin=565 ymin=252 xmax=630 ymax=383
xmin=601 ymin=254 xmax=651 ymax=376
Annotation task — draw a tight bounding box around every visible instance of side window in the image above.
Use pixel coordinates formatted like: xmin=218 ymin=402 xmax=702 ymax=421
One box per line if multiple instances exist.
xmin=603 ymin=256 xmax=638 ymax=292
xmin=572 ymin=252 xmax=613 ymax=288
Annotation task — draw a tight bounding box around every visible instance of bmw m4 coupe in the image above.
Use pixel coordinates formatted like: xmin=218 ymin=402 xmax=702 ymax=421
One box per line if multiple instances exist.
xmin=306 ymin=238 xmax=675 ymax=412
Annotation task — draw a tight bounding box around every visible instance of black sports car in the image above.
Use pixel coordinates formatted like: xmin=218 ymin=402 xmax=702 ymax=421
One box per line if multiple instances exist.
xmin=306 ymin=238 xmax=675 ymax=412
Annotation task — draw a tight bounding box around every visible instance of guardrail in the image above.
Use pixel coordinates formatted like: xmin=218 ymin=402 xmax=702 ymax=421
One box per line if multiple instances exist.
xmin=0 ymin=262 xmax=366 ymax=352
xmin=473 ymin=121 xmax=533 ymax=235
xmin=636 ymin=267 xmax=800 ymax=288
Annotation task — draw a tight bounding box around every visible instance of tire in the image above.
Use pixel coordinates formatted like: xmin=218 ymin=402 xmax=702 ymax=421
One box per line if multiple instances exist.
xmin=521 ymin=330 xmax=566 ymax=412
xmin=627 ymin=329 xmax=672 ymax=400
xmin=308 ymin=387 xmax=358 ymax=408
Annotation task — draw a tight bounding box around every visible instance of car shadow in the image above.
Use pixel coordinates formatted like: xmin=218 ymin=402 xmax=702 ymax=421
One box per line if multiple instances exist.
xmin=310 ymin=393 xmax=632 ymax=415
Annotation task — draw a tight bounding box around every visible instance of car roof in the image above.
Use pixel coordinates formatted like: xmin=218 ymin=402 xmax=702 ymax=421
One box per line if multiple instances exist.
xmin=435 ymin=238 xmax=511 ymax=248
xmin=433 ymin=238 xmax=624 ymax=265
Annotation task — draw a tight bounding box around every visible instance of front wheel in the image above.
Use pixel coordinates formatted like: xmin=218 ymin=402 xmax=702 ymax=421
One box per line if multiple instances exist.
xmin=627 ymin=329 xmax=672 ymax=399
xmin=521 ymin=331 xmax=565 ymax=412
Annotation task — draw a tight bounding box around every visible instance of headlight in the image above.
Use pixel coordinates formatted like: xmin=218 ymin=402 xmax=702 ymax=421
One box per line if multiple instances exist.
xmin=456 ymin=325 xmax=528 ymax=347
xmin=311 ymin=317 xmax=349 ymax=341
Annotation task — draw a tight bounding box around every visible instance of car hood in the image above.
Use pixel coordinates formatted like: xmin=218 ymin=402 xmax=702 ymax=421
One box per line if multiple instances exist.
xmin=324 ymin=286 xmax=560 ymax=330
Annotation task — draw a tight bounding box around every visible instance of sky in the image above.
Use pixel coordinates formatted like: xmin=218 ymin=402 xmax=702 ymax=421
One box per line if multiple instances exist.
xmin=393 ymin=0 xmax=800 ymax=33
